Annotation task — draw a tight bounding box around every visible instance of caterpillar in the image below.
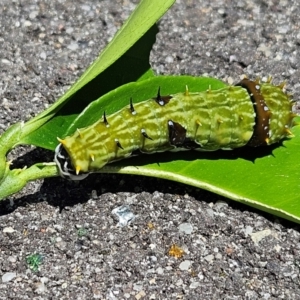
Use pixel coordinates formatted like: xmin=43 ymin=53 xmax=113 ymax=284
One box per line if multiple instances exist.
xmin=54 ymin=78 xmax=296 ymax=180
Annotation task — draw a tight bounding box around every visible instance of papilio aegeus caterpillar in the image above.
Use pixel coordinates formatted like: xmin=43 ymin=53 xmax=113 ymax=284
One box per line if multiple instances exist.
xmin=54 ymin=78 xmax=296 ymax=180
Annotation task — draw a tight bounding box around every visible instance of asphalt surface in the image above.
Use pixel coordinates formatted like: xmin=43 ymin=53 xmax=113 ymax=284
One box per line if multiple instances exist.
xmin=0 ymin=0 xmax=300 ymax=299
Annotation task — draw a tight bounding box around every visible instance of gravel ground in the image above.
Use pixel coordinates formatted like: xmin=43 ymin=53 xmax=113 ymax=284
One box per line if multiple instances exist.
xmin=1 ymin=0 xmax=300 ymax=299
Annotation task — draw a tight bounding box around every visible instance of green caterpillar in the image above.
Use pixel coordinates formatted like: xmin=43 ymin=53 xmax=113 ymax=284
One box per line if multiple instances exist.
xmin=54 ymin=78 xmax=295 ymax=180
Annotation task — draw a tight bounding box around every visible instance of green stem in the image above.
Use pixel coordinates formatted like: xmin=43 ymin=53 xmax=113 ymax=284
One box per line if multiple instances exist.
xmin=0 ymin=163 xmax=58 ymax=200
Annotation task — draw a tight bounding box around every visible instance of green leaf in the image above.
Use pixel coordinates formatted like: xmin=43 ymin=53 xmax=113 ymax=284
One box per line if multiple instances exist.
xmin=18 ymin=0 xmax=176 ymax=150
xmin=97 ymin=117 xmax=300 ymax=224
xmin=65 ymin=76 xmax=227 ymax=136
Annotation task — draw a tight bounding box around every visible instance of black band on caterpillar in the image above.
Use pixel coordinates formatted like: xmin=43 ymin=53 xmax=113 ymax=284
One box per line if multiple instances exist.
xmin=54 ymin=78 xmax=295 ymax=180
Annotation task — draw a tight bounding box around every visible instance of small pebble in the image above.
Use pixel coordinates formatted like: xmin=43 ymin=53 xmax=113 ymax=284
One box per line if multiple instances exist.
xmin=250 ymin=229 xmax=272 ymax=244
xmin=189 ymin=281 xmax=200 ymax=289
xmin=3 ymin=227 xmax=15 ymax=233
xmin=178 ymin=223 xmax=193 ymax=234
xmin=67 ymin=42 xmax=79 ymax=51
xmin=40 ymin=52 xmax=47 ymax=60
xmin=23 ymin=20 xmax=32 ymax=27
xmin=204 ymin=254 xmax=214 ymax=263
xmin=179 ymin=260 xmax=192 ymax=271
xmin=2 ymin=272 xmax=16 ymax=283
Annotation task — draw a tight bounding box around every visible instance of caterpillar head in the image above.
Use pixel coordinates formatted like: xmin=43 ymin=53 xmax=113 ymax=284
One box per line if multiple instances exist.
xmin=54 ymin=143 xmax=90 ymax=180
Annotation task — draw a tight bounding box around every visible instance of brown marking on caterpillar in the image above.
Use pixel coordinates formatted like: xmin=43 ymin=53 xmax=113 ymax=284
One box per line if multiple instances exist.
xmin=236 ymin=78 xmax=271 ymax=146
xmin=168 ymin=120 xmax=201 ymax=149
xmin=168 ymin=120 xmax=187 ymax=146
